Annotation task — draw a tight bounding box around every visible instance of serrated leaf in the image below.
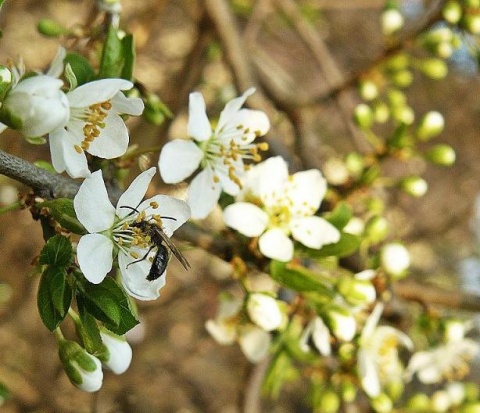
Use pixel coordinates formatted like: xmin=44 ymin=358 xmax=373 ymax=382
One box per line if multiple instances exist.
xmin=76 ymin=276 xmax=139 ymax=335
xmin=300 ymin=233 xmax=360 ymax=259
xmin=270 ymin=260 xmax=334 ymax=295
xmin=99 ymin=25 xmax=124 ymax=79
xmin=64 ymin=52 xmax=95 ymax=86
xmin=77 ymin=298 xmax=103 ymax=354
xmin=120 ymin=34 xmax=135 ymax=81
xmin=324 ymin=202 xmax=353 ymax=230
xmin=37 ymin=266 xmax=72 ymax=331
xmin=39 ymin=234 xmax=73 ymax=267
xmin=39 ymin=199 xmax=86 ymax=235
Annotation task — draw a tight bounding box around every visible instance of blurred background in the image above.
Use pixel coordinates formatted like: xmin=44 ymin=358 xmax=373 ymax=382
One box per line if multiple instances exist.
xmin=0 ymin=0 xmax=480 ymax=411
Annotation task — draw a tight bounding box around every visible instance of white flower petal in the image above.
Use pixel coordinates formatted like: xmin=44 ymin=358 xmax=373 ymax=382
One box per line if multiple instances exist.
xmin=238 ymin=325 xmax=271 ymax=363
xmin=46 ymin=47 xmax=66 ymax=78
xmin=86 ymin=112 xmax=129 ymax=158
xmin=49 ymin=128 xmax=91 ymax=178
xmin=311 ymin=317 xmax=332 ymax=356
xmin=253 ymin=156 xmax=289 ymax=206
xmin=358 ymin=349 xmax=381 ymax=397
xmin=215 ymin=158 xmax=244 ymax=195
xmin=111 ymin=92 xmax=144 ymax=116
xmin=187 ymin=167 xmax=222 ymax=219
xmin=223 ymin=202 xmax=268 ymax=237
xmin=68 ymin=79 xmax=133 ymax=107
xmin=116 ymin=167 xmax=156 ymax=218
xmin=362 ymin=303 xmax=384 ymax=341
xmin=205 ymin=320 xmax=237 ymax=345
xmin=118 ymin=250 xmax=166 ymax=301
xmin=290 ymin=216 xmax=340 ymax=249
xmin=287 ymin=169 xmax=326 ymax=214
xmin=100 ymin=331 xmax=132 ymax=374
xmin=216 ymin=87 xmax=255 ymax=133
xmin=138 ymin=195 xmax=191 ymax=235
xmin=77 ymin=234 xmax=113 ymax=284
xmin=230 ymin=108 xmax=270 ymax=144
xmin=74 ymin=170 xmax=116 ymax=232
xmin=247 ymin=293 xmax=283 ymax=332
xmin=188 ymin=92 xmax=211 ymax=142
xmin=258 ymin=228 xmax=294 ymax=262
xmin=159 ymin=139 xmax=203 ymax=183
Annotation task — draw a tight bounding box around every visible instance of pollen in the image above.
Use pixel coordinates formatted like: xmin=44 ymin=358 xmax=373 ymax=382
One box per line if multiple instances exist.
xmin=74 ymin=145 xmax=83 ymax=154
xmin=150 ymin=201 xmax=159 ymax=209
xmin=77 ymin=100 xmax=112 ymax=154
xmin=130 ymin=252 xmax=139 ymax=259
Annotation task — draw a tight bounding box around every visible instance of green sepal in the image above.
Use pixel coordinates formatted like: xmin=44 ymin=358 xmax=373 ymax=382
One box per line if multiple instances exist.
xmin=38 ymin=199 xmax=86 ymax=235
xmin=39 ymin=234 xmax=74 ymax=268
xmin=64 ymin=52 xmax=95 ymax=86
xmin=37 ymin=266 xmax=72 ymax=331
xmin=324 ymin=202 xmax=353 ymax=230
xmin=299 ymin=233 xmax=360 ymax=258
xmin=34 ymin=160 xmax=56 ymax=173
xmin=120 ymin=34 xmax=135 ymax=81
xmin=76 ymin=298 xmax=103 ymax=354
xmin=99 ymin=25 xmax=124 ymax=79
xmin=270 ymin=260 xmax=334 ymax=295
xmin=75 ymin=275 xmax=139 ymax=335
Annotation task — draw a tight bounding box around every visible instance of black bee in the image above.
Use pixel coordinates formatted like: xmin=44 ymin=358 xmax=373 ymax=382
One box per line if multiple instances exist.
xmin=120 ymin=206 xmax=190 ymax=281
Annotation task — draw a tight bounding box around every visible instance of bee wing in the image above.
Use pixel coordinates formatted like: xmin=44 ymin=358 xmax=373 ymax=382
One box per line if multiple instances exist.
xmin=157 ymin=229 xmax=191 ymax=270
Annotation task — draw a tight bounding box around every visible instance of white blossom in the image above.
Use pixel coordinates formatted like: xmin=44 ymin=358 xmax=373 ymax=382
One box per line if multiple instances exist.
xmin=223 ymin=156 xmax=340 ymax=262
xmin=99 ymin=330 xmax=133 ymax=374
xmin=300 ymin=316 xmax=332 ymax=356
xmin=380 ymin=242 xmax=410 ymax=277
xmin=246 ymin=293 xmax=283 ymax=332
xmin=49 ymin=78 xmax=144 ymax=178
xmin=158 ymin=88 xmax=270 ymax=219
xmin=73 ymin=167 xmax=190 ymax=300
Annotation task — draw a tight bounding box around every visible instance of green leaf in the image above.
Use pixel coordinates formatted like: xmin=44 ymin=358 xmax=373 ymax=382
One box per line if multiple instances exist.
xmin=120 ymin=34 xmax=135 ymax=81
xmin=76 ymin=276 xmax=139 ymax=335
xmin=262 ymin=350 xmax=298 ymax=398
xmin=64 ymin=52 xmax=95 ymax=86
xmin=299 ymin=233 xmax=360 ymax=259
xmin=270 ymin=260 xmax=334 ymax=295
xmin=0 ymin=381 xmax=10 ymax=403
xmin=39 ymin=234 xmax=73 ymax=267
xmin=76 ymin=298 xmax=103 ymax=354
xmin=99 ymin=25 xmax=124 ymax=79
xmin=37 ymin=266 xmax=72 ymax=331
xmin=39 ymin=199 xmax=86 ymax=235
xmin=34 ymin=160 xmax=56 ymax=173
xmin=324 ymin=202 xmax=353 ymax=230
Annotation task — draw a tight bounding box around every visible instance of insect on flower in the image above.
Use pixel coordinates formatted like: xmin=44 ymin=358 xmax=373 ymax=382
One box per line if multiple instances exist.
xmin=119 ymin=205 xmax=190 ymax=281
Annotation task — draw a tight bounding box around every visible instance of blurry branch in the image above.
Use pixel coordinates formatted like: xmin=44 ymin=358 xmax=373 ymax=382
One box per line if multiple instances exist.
xmin=0 ymin=150 xmax=80 ymax=199
xmin=315 ymin=0 xmax=446 ymax=104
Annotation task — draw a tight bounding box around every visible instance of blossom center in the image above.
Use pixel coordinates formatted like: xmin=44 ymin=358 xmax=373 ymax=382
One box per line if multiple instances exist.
xmin=71 ymin=100 xmax=112 ymax=154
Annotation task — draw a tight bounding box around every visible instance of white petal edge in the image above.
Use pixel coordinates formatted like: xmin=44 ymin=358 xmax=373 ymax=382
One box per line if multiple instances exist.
xmin=116 ymin=167 xmax=156 ymax=218
xmin=49 ymin=128 xmax=91 ymax=178
xmin=187 ymin=167 xmax=221 ymax=219
xmin=77 ymin=234 xmax=113 ymax=284
xmin=188 ymin=92 xmax=211 ymax=142
xmin=86 ymin=112 xmax=129 ymax=159
xmin=223 ymin=202 xmax=268 ymax=237
xmin=358 ymin=349 xmax=381 ymax=397
xmin=238 ymin=325 xmax=271 ymax=363
xmin=258 ymin=228 xmax=294 ymax=262
xmin=216 ymin=87 xmax=255 ymax=133
xmin=68 ymin=79 xmax=133 ymax=107
xmin=74 ymin=170 xmax=116 ymax=232
xmin=159 ymin=139 xmax=203 ymax=183
xmin=111 ymin=92 xmax=144 ymax=116
xmin=290 ymin=216 xmax=340 ymax=249
xmin=288 ymin=169 xmax=327 ymax=214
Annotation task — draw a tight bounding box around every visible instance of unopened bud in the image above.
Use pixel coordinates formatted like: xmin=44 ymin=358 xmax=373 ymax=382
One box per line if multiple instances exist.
xmin=98 ymin=330 xmax=133 ymax=375
xmin=407 ymin=393 xmax=431 ymax=410
xmin=324 ymin=305 xmax=356 ymax=342
xmin=359 ymin=80 xmax=378 ymax=101
xmin=318 ymin=389 xmax=341 ymax=413
xmin=380 ymin=242 xmax=410 ymax=278
xmin=392 ymin=106 xmax=415 ymax=125
xmin=58 ymin=340 xmax=103 ymax=392
xmin=400 ymin=176 xmax=428 ymax=198
xmin=391 ymin=70 xmax=414 ymax=87
xmin=443 ymin=319 xmax=466 ymax=342
xmin=416 ymin=111 xmax=445 ymax=141
xmin=353 ymin=104 xmax=374 ymax=129
xmin=447 ymin=382 xmax=466 ymax=406
xmin=464 ymin=14 xmax=480 ymax=34
xmin=365 ymin=216 xmax=390 ymax=243
xmin=341 ymin=381 xmax=357 ymax=403
xmin=381 ymin=8 xmax=404 ymax=35
xmin=443 ymin=1 xmax=463 ymax=24
xmin=345 ymin=152 xmax=365 ymax=177
xmin=371 ymin=393 xmax=393 ymax=413
xmin=337 ymin=276 xmax=376 ymax=306
xmin=426 ymin=144 xmax=456 ymax=166
xmin=37 ymin=19 xmax=70 ymax=37
xmin=373 ymin=101 xmax=390 ymax=123
xmin=465 ymin=382 xmax=480 ymax=402
xmin=419 ymin=59 xmax=448 ymax=79
xmin=247 ymin=293 xmax=283 ymax=332
xmin=431 ymin=390 xmax=451 ymax=412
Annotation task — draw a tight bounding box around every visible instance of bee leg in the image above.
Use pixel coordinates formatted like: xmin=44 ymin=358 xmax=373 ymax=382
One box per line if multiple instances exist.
xmin=126 ymin=245 xmax=155 ymax=268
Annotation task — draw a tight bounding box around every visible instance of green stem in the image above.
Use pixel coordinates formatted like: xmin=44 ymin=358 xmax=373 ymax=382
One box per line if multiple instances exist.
xmin=120 ymin=145 xmax=162 ymax=161
xmin=54 ymin=327 xmax=65 ymax=342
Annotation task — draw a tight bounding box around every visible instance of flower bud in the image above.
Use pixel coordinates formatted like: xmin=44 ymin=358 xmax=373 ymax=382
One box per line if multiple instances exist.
xmin=371 ymin=393 xmax=393 ymax=413
xmin=0 ymin=382 xmax=9 ymax=406
xmin=0 ymin=66 xmax=12 ymax=99
xmin=247 ymin=293 xmax=283 ymax=332
xmin=98 ymin=330 xmax=133 ymax=375
xmin=324 ymin=305 xmax=356 ymax=342
xmin=37 ymin=19 xmax=70 ymax=37
xmin=318 ymin=389 xmax=341 ymax=413
xmin=443 ymin=1 xmax=463 ymax=24
xmin=380 ymin=242 xmax=410 ymax=278
xmin=416 ymin=111 xmax=445 ymax=141
xmin=373 ymin=101 xmax=390 ymax=123
xmin=447 ymin=382 xmax=466 ymax=406
xmin=419 ymin=59 xmax=448 ymax=79
xmin=392 ymin=106 xmax=415 ymax=125
xmin=465 ymin=382 xmax=480 ymax=402
xmin=426 ymin=144 xmax=456 ymax=166
xmin=58 ymin=340 xmax=103 ymax=392
xmin=381 ymin=8 xmax=404 ymax=35
xmin=391 ymin=70 xmax=414 ymax=87
xmin=443 ymin=319 xmax=466 ymax=342
xmin=341 ymin=381 xmax=357 ymax=403
xmin=359 ymin=80 xmax=378 ymax=101
xmin=407 ymin=393 xmax=431 ymax=410
xmin=464 ymin=14 xmax=480 ymax=34
xmin=0 ymin=75 xmax=69 ymax=137
xmin=238 ymin=325 xmax=271 ymax=363
xmin=337 ymin=276 xmax=376 ymax=306
xmin=431 ymin=390 xmax=451 ymax=412
xmin=400 ymin=176 xmax=428 ymax=198
xmin=345 ymin=152 xmax=365 ymax=177
xmin=365 ymin=216 xmax=390 ymax=243
xmin=353 ymin=104 xmax=374 ymax=129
